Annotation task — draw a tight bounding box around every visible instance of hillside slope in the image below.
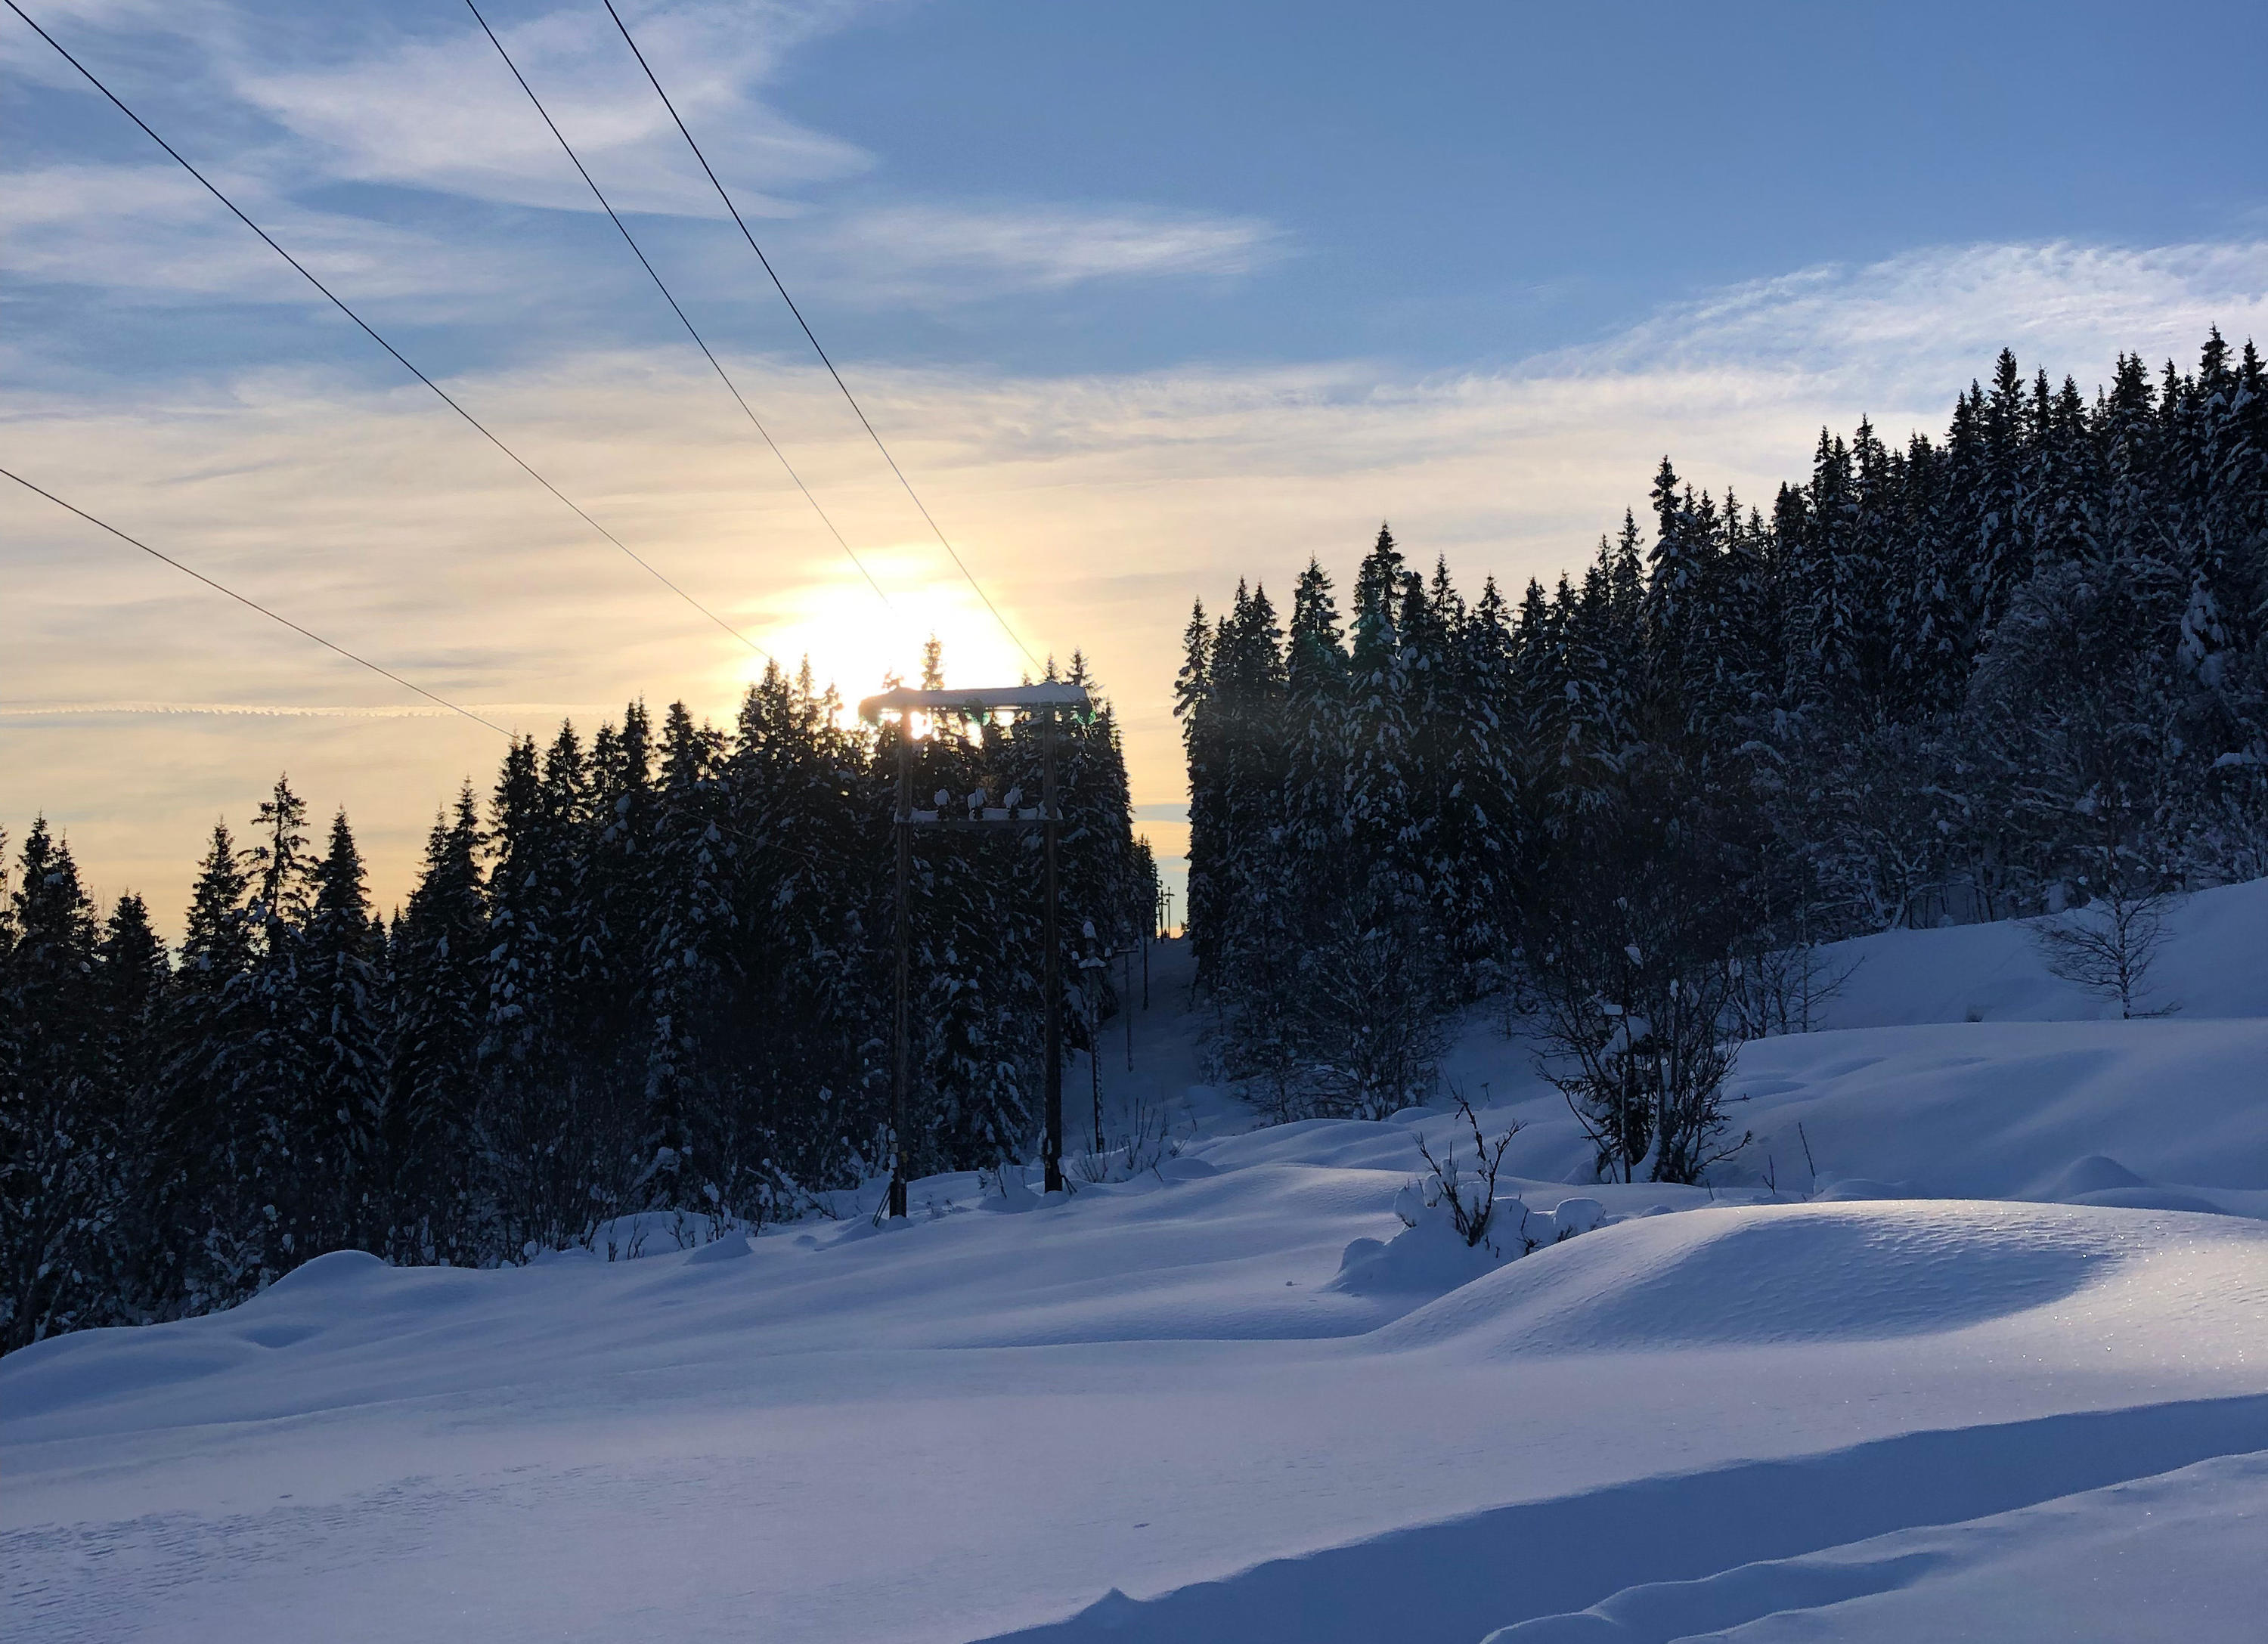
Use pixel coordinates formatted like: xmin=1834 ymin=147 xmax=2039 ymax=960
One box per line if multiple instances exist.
xmin=5 ymin=882 xmax=2266 ymax=1644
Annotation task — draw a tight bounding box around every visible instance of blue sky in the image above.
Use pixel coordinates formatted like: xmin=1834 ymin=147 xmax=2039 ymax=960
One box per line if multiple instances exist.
xmin=776 ymin=0 xmax=2268 ymax=368
xmin=13 ymin=1 xmax=2264 ymax=381
xmin=5 ymin=0 xmax=2266 ymax=927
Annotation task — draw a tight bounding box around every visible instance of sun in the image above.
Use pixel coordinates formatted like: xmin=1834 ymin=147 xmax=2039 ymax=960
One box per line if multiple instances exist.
xmin=745 ymin=549 xmax=1034 ymax=719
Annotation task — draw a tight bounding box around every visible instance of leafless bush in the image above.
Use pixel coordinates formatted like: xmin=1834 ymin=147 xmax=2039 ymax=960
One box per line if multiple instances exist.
xmin=1530 ymin=931 xmax=1751 ymax=1186
xmin=1118 ymin=1098 xmax=1178 ymax=1177
xmin=1072 ymin=1098 xmax=1182 ymax=1184
xmin=1727 ymin=942 xmax=1859 ymax=1039
xmin=1413 ymin=1094 xmax=1522 ymax=1252
xmin=2031 ymin=854 xmax=2183 ymax=1018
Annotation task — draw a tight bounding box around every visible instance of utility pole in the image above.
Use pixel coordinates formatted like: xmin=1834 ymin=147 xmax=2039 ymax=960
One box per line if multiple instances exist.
xmin=1041 ymin=706 xmax=1064 ymax=1194
xmin=860 ymin=682 xmax=1089 ymax=1215
xmin=1142 ymin=901 xmax=1151 ymax=1010
xmin=1078 ymin=942 xmax=1108 ymax=1153
xmin=891 ymin=724 xmax=912 ymax=1220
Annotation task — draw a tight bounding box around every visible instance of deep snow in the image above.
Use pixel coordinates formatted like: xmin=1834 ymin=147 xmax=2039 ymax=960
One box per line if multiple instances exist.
xmin=5 ymin=883 xmax=2266 ymax=1642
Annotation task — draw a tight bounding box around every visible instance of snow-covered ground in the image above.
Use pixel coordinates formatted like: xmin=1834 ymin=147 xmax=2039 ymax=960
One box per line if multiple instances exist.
xmin=6 ymin=883 xmax=2267 ymax=1642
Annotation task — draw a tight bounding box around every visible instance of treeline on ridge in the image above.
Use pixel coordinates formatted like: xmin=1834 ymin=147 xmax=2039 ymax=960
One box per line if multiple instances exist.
xmin=1177 ymin=333 xmax=2267 ymax=1177
xmin=1 ymin=650 xmax=1154 ymax=1350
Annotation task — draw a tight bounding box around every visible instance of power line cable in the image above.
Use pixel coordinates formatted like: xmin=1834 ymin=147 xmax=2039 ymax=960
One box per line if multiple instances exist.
xmin=3 ymin=0 xmax=772 ymax=665
xmin=601 ymin=0 xmax=1045 ymax=675
xmin=464 ymin=0 xmax=896 ymax=611
xmin=2 ymin=466 xmax=511 ymax=736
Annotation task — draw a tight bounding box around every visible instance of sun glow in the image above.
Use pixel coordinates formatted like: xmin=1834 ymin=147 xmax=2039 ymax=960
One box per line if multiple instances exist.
xmin=744 ymin=548 xmax=1034 ymax=722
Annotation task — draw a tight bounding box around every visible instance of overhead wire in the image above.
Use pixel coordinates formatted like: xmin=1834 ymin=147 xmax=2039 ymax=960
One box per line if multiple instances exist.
xmin=2 ymin=0 xmax=773 ymax=665
xmin=600 ymin=0 xmax=1046 ymax=676
xmin=463 ymin=0 xmax=897 ymax=611
xmin=8 ymin=472 xmax=851 ymax=879
xmin=2 ymin=466 xmax=511 ymax=736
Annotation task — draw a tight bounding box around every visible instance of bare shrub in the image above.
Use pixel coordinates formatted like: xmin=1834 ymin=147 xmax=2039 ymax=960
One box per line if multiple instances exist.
xmin=2031 ymin=853 xmax=2183 ymax=1019
xmin=1072 ymin=1098 xmax=1182 ymax=1184
xmin=1727 ymin=942 xmax=1859 ymax=1039
xmin=1530 ymin=931 xmax=1751 ymax=1186
xmin=1413 ymin=1094 xmax=1522 ymax=1252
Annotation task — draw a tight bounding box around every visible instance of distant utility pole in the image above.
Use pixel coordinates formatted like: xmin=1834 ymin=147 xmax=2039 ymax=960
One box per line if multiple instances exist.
xmin=859 ymin=681 xmax=1092 ymax=1215
xmin=1079 ymin=942 xmax=1107 ymax=1152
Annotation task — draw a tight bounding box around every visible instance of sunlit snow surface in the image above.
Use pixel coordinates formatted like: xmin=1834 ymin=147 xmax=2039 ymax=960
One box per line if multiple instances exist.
xmin=6 ymin=881 xmax=2268 ymax=1642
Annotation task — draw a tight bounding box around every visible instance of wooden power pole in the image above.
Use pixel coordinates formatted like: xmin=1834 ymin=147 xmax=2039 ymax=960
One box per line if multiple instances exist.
xmin=860 ymin=682 xmax=1090 ymax=1215
xmin=1040 ymin=705 xmax=1064 ymax=1193
xmin=890 ymin=726 xmax=912 ymax=1220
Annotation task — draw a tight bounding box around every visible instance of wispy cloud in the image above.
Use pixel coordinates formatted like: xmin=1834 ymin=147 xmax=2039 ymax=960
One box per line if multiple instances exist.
xmin=1578 ymin=240 xmax=2268 ymax=396
xmin=5 ymin=0 xmax=1285 ymax=318
xmin=8 ymin=237 xmax=2264 ymax=928
xmin=0 ymin=162 xmax=534 ymax=307
xmin=227 ymin=3 xmax=872 ymax=218
xmin=818 ymin=203 xmax=1289 ymax=300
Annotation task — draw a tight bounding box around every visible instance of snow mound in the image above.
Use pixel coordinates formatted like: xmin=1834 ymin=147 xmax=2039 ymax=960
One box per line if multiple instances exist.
xmin=9 ymin=904 xmax=2268 ymax=1644
xmin=2043 ymin=1154 xmax=2147 ymax=1197
xmin=684 ymin=1231 xmax=751 ymax=1265
xmin=263 ymin=1248 xmax=389 ymax=1293
xmin=1334 ymin=1197 xmax=1619 ymax=1297
xmin=2066 ymin=1184 xmax=2229 ymax=1215
xmin=1373 ymin=1200 xmax=2261 ymax=1358
xmin=2026 ymin=1154 xmax=2227 ymax=1215
xmin=1804 ymin=875 xmax=2268 ymax=1027
xmin=1330 ymin=1206 xmax=1514 ymax=1295
xmin=1709 ymin=1018 xmax=2268 ymax=1204
xmin=1481 ymin=1448 xmax=2268 ymax=1643
xmin=1813 ymin=1178 xmax=1913 ymax=1200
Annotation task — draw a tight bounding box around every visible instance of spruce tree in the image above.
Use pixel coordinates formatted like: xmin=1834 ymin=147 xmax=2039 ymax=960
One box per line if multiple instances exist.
xmin=730 ymin=663 xmax=880 ymax=1194
xmin=642 ymin=701 xmax=734 ymax=1206
xmin=94 ymin=893 xmax=170 ymax=1317
xmin=212 ymin=777 xmax=316 ymax=1287
xmin=1175 ymin=599 xmax=1225 ymax=980
xmin=163 ymin=821 xmax=261 ymax=1307
xmin=1345 ymin=530 xmax=1411 ymax=876
xmin=388 ymin=788 xmax=486 ymax=1259
xmin=1 ymin=822 xmax=113 ymax=1348
xmin=299 ymin=811 xmax=385 ymax=1252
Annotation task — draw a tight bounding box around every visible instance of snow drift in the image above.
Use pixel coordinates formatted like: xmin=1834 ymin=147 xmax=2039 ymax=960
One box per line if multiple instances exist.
xmin=6 ymin=881 xmax=2268 ymax=1643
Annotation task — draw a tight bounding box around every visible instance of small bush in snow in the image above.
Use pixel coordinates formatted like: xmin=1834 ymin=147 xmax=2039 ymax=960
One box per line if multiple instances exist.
xmin=2029 ymin=850 xmax=2183 ymax=1019
xmin=1070 ymin=1098 xmax=1183 ymax=1184
xmin=1412 ymin=1094 xmax=1521 ymax=1254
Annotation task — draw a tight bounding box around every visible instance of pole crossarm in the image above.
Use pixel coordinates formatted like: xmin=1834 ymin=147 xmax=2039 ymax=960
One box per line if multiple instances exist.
xmin=857 ymin=682 xmax=1092 ymax=723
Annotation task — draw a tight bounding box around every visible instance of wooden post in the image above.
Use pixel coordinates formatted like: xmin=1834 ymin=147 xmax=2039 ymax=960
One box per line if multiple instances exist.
xmin=1042 ymin=709 xmax=1064 ymax=1193
xmin=890 ymin=721 xmax=912 ymax=1219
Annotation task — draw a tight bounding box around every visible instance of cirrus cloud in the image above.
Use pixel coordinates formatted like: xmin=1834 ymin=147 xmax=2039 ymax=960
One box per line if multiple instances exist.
xmin=7 ymin=234 xmax=2263 ymax=931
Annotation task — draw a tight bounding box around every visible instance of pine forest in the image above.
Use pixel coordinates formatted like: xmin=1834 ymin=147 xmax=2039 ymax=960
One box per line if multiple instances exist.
xmin=2 ymin=651 xmax=1153 ymax=1350
xmin=5 ymin=332 xmax=2264 ymax=1352
xmin=1179 ymin=334 xmax=2266 ymax=1172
